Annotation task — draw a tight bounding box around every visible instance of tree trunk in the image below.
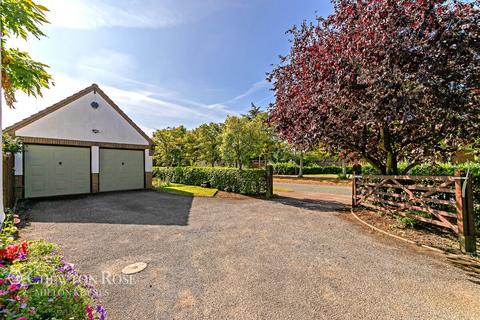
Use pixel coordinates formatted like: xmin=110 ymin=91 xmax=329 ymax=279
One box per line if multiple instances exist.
xmin=380 ymin=125 xmax=398 ymax=175
xmin=298 ymin=150 xmax=304 ymax=178
xmin=386 ymin=153 xmax=398 ymax=175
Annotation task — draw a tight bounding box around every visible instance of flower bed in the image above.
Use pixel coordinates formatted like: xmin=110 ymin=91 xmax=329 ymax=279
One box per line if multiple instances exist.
xmin=0 ymin=213 xmax=105 ymax=319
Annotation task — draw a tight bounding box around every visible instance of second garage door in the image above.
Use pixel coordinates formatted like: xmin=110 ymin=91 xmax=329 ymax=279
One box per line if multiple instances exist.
xmin=99 ymin=149 xmax=144 ymax=192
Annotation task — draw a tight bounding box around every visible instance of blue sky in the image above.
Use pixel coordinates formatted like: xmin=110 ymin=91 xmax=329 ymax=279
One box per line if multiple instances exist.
xmin=3 ymin=0 xmax=332 ymax=135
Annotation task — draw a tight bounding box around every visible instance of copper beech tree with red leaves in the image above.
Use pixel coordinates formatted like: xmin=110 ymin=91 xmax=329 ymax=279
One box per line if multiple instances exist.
xmin=268 ymin=0 xmax=480 ymax=174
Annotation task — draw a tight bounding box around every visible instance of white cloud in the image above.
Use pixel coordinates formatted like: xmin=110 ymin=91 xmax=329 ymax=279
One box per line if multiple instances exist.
xmin=42 ymin=0 xmax=179 ymax=29
xmin=40 ymin=0 xmax=244 ymax=29
xmin=2 ymin=71 xmax=234 ymax=135
xmin=206 ymin=103 xmax=230 ymax=111
xmin=78 ymin=49 xmax=138 ymax=75
xmin=230 ymin=80 xmax=269 ymax=102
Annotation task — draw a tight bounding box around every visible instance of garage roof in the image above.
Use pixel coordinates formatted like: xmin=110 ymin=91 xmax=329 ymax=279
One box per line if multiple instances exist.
xmin=5 ymin=84 xmax=153 ymax=145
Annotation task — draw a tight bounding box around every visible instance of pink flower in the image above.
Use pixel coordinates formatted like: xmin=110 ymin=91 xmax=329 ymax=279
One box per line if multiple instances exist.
xmin=85 ymin=306 xmax=94 ymax=320
xmin=9 ymin=283 xmax=21 ymax=291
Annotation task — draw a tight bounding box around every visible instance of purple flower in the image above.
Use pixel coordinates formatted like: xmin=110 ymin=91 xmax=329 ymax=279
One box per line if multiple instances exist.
xmin=16 ymin=252 xmax=27 ymax=261
xmin=96 ymin=304 xmax=106 ymax=320
xmin=0 ymin=290 xmax=9 ymax=296
xmin=31 ymin=277 xmax=42 ymax=283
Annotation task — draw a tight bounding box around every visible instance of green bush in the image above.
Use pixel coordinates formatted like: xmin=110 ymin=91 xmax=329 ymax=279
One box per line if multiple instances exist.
xmin=0 ymin=210 xmax=18 ymax=247
xmin=154 ymin=166 xmax=267 ymax=195
xmin=272 ymin=162 xmax=353 ymax=175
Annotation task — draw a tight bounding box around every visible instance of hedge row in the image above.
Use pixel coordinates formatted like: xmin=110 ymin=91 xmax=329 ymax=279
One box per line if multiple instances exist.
xmin=153 ymin=166 xmax=268 ymax=195
xmin=272 ymin=162 xmax=353 ymax=175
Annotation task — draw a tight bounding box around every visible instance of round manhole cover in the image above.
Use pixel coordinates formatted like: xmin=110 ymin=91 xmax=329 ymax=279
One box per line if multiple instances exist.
xmin=122 ymin=262 xmax=147 ymax=274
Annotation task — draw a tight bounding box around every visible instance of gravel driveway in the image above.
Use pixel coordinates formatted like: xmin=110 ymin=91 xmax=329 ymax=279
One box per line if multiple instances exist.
xmin=20 ymin=190 xmax=480 ymax=320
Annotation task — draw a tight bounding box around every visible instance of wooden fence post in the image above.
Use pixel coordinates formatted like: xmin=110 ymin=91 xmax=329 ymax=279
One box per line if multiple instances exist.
xmin=3 ymin=153 xmax=14 ymax=209
xmin=352 ymin=175 xmax=357 ymax=207
xmin=266 ymin=165 xmax=273 ymax=199
xmin=454 ymin=170 xmax=476 ymax=254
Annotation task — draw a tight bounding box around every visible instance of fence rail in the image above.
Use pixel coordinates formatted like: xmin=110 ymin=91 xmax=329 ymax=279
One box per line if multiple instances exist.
xmin=352 ymin=171 xmax=476 ymax=254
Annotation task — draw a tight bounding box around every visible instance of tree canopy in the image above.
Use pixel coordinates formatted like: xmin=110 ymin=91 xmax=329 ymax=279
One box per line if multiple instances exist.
xmin=220 ymin=115 xmax=258 ymax=169
xmin=153 ymin=126 xmax=188 ymax=167
xmin=1 ymin=0 xmax=53 ymax=108
xmin=152 ymin=104 xmax=295 ymax=169
xmin=268 ymin=0 xmax=480 ymax=174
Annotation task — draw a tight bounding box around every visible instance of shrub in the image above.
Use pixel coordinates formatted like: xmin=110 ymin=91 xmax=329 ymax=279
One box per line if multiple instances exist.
xmin=0 ymin=238 xmax=106 ymax=319
xmin=0 ymin=210 xmax=18 ymax=247
xmin=154 ymin=167 xmax=267 ymax=195
xmin=272 ymin=162 xmax=354 ymax=175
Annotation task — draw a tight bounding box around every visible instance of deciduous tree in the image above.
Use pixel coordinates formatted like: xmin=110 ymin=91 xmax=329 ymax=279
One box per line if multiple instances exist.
xmin=196 ymin=122 xmax=222 ymax=167
xmin=268 ymin=0 xmax=480 ymax=174
xmin=221 ymin=116 xmax=257 ymax=169
xmin=0 ymin=0 xmax=52 ymax=224
xmin=152 ymin=126 xmax=187 ymax=167
xmin=1 ymin=0 xmax=53 ymax=107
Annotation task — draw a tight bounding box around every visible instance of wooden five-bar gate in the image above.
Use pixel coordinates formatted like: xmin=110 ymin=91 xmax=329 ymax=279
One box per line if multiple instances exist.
xmin=352 ymin=171 xmax=476 ymax=254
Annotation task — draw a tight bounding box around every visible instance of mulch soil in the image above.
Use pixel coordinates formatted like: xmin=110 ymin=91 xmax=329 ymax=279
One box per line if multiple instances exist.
xmin=350 ymin=208 xmax=480 ymax=255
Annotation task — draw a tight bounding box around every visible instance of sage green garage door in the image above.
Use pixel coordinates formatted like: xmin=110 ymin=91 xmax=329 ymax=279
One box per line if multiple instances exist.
xmin=24 ymin=145 xmax=91 ymax=198
xmin=99 ymin=149 xmax=144 ymax=192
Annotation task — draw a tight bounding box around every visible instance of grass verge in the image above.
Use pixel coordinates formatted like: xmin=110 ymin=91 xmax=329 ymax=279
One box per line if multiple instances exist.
xmin=153 ymin=179 xmax=218 ymax=197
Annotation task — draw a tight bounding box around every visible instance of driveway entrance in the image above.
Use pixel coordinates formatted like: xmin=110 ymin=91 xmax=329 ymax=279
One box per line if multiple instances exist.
xmin=21 ymin=190 xmax=480 ymax=319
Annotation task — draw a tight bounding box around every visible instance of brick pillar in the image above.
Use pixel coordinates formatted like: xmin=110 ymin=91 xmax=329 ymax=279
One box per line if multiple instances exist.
xmin=91 ymin=146 xmax=99 ymax=193
xmin=91 ymin=173 xmax=99 ymax=193
xmin=145 ymin=149 xmax=153 ymax=189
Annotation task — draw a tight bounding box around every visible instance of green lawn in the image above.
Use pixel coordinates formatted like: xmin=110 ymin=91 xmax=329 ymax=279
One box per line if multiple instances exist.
xmin=153 ymin=179 xmax=218 ymax=197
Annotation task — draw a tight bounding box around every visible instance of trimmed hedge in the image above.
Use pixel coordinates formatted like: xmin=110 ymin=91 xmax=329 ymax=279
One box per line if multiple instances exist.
xmin=154 ymin=167 xmax=268 ymax=195
xmin=272 ymin=162 xmax=353 ymax=175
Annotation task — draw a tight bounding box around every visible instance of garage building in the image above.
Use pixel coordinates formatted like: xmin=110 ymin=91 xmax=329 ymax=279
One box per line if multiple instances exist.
xmin=5 ymin=84 xmax=153 ymax=198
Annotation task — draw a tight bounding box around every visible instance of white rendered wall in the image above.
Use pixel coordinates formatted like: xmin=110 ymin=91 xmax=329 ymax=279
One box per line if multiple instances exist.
xmin=91 ymin=146 xmax=99 ymax=173
xmin=14 ymin=152 xmax=23 ymax=175
xmin=15 ymin=91 xmax=149 ymax=146
xmin=145 ymin=149 xmax=153 ymax=172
